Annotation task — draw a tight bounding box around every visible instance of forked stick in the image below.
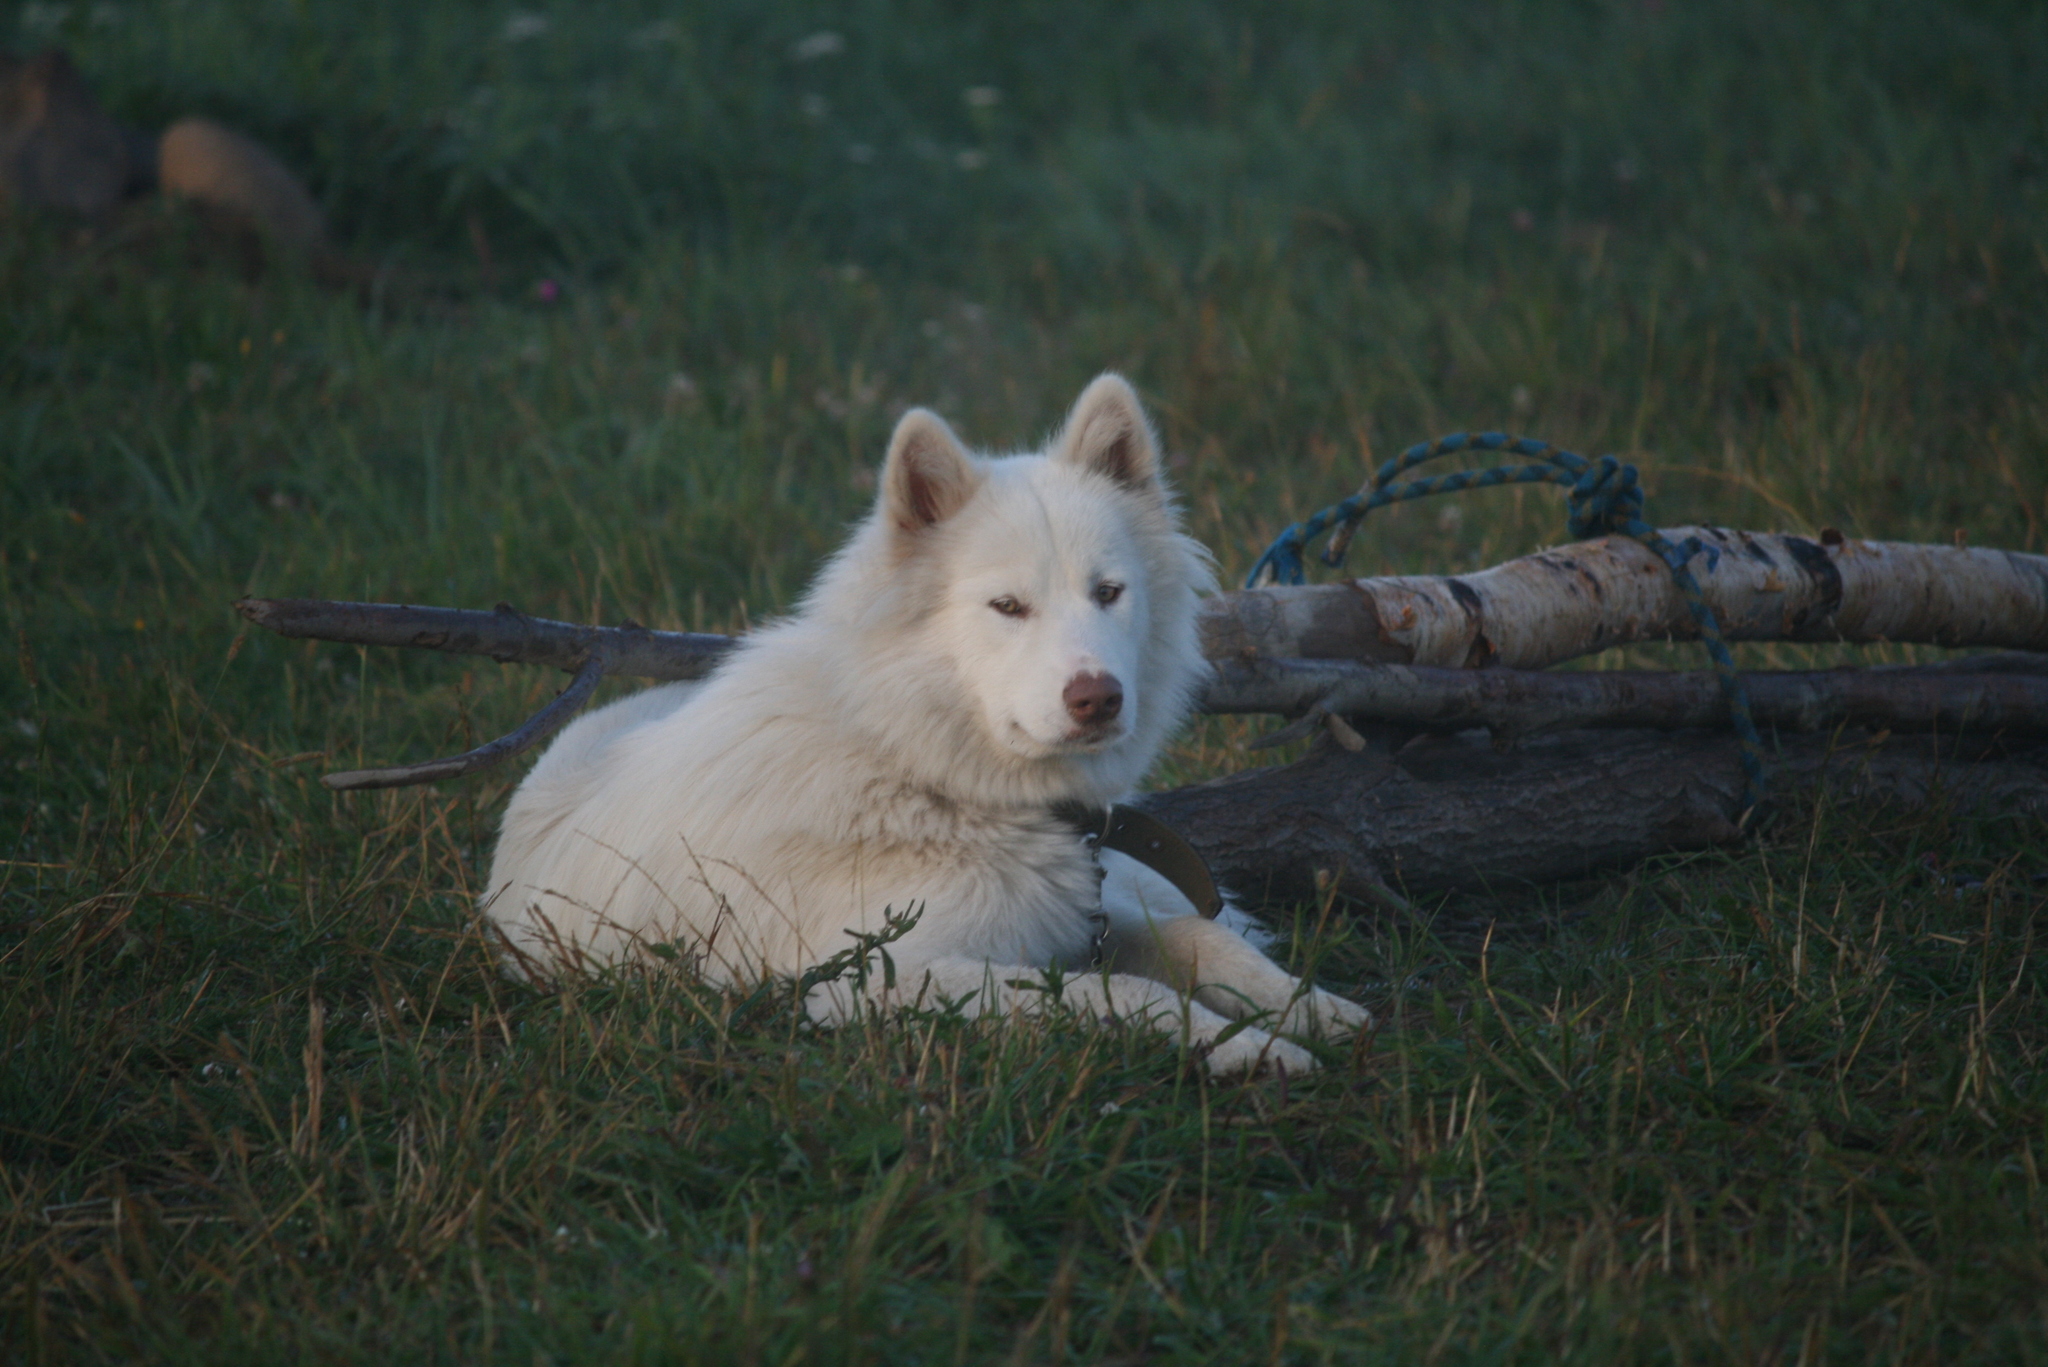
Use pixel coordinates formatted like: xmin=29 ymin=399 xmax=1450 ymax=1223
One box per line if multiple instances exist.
xmin=318 ymin=655 xmax=608 ymax=790
xmin=237 ymin=598 xmax=733 ymax=789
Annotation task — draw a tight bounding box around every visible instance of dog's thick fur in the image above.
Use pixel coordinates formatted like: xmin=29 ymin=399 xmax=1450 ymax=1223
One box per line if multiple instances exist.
xmin=482 ymin=375 xmax=1369 ymax=1072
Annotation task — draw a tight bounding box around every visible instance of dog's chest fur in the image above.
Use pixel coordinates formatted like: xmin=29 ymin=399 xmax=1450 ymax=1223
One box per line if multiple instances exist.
xmin=774 ymin=773 xmax=1106 ymax=969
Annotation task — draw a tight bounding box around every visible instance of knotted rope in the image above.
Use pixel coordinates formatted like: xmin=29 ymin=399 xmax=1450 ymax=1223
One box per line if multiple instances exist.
xmin=1246 ymin=432 xmax=1767 ymax=820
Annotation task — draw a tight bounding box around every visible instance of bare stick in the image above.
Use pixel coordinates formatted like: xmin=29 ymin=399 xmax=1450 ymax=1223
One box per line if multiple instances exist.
xmin=1210 ymin=654 xmax=2048 ymax=740
xmin=320 ymin=655 xmax=607 ymax=790
xmin=236 ymin=597 xmax=734 ymax=679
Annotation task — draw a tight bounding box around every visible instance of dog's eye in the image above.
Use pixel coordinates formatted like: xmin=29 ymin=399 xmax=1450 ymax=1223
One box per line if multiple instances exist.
xmin=1093 ymin=581 xmax=1124 ymax=607
xmin=989 ymin=596 xmax=1028 ymax=617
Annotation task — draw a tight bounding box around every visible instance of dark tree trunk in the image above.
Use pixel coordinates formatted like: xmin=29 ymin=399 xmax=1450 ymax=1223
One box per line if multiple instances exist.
xmin=1133 ymin=729 xmax=2048 ymax=910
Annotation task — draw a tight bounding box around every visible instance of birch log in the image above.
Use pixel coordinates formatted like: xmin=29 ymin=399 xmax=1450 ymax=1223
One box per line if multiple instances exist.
xmin=1197 ymin=528 xmax=2048 ymax=668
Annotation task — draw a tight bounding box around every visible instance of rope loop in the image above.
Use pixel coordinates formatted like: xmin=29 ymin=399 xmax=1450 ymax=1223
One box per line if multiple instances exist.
xmin=1565 ymin=453 xmax=1645 ymax=539
xmin=1245 ymin=431 xmax=1767 ymax=823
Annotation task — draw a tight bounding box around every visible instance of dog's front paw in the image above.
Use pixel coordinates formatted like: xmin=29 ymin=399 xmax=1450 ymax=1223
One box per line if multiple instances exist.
xmin=1280 ymin=988 xmax=1374 ymax=1041
xmin=1202 ymin=1026 xmax=1317 ymax=1077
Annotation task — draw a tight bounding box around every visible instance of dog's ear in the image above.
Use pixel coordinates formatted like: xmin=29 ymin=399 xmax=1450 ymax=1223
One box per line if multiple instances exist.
xmin=881 ymin=408 xmax=981 ymax=535
xmin=1053 ymin=373 xmax=1161 ymax=491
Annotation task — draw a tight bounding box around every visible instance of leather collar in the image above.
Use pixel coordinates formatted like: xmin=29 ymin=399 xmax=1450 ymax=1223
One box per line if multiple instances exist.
xmin=1048 ymin=801 xmax=1223 ymax=920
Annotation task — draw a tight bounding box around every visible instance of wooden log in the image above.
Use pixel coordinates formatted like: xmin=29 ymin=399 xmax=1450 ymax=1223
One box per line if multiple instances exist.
xmin=1198 ymin=528 xmax=2048 ymax=668
xmin=1133 ymin=729 xmax=2048 ymax=909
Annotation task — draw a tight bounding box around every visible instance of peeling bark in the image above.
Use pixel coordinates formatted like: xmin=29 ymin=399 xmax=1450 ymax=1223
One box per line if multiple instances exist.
xmin=1197 ymin=529 xmax=2048 ymax=668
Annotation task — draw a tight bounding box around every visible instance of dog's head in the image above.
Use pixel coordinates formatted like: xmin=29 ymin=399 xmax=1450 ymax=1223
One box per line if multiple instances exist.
xmin=849 ymin=374 xmax=1210 ymax=793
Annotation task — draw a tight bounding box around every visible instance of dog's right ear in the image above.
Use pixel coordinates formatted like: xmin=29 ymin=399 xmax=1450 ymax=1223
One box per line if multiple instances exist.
xmin=881 ymin=408 xmax=981 ymax=538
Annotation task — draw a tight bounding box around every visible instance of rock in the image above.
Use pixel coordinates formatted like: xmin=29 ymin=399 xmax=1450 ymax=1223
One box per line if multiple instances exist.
xmin=0 ymin=48 xmax=141 ymax=215
xmin=158 ymin=116 xmax=325 ymax=250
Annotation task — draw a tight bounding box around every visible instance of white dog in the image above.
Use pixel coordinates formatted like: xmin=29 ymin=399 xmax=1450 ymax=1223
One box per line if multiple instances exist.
xmin=482 ymin=374 xmax=1370 ymax=1073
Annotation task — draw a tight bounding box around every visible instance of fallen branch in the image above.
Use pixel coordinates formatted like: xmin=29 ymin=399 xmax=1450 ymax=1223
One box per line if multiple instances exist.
xmin=237 ymin=598 xmax=733 ymax=788
xmin=319 ymin=656 xmax=607 ymax=791
xmin=236 ymin=597 xmax=733 ymax=679
xmin=1207 ymin=654 xmax=2048 ymax=743
xmin=1133 ymin=729 xmax=2048 ymax=909
xmin=234 ymin=594 xmax=2048 ymax=789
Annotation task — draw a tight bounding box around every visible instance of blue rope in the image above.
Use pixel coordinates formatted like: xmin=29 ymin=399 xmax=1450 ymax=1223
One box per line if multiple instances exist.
xmin=1247 ymin=432 xmax=1766 ymax=821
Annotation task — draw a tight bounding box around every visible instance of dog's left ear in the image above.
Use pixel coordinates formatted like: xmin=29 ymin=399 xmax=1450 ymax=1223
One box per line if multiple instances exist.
xmin=1054 ymin=373 xmax=1161 ymax=492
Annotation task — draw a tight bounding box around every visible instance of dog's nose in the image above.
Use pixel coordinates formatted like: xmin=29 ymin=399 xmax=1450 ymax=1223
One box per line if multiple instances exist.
xmin=1063 ymin=671 xmax=1124 ymax=726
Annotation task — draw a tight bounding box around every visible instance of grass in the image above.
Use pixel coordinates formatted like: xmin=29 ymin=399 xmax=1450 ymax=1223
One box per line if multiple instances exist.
xmin=3 ymin=0 xmax=2047 ymax=1360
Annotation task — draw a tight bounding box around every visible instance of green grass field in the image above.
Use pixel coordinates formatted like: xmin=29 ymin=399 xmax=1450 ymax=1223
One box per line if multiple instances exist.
xmin=4 ymin=1 xmax=2047 ymax=1360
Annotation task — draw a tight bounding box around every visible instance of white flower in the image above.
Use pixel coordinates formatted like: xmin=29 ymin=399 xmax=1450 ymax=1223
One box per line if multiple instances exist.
xmin=1098 ymin=1100 xmax=1122 ymax=1116
xmin=20 ymin=4 xmax=70 ymax=35
xmin=790 ymin=30 xmax=843 ymax=61
xmin=501 ymin=12 xmax=550 ymax=42
xmin=630 ymin=19 xmax=681 ymax=48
